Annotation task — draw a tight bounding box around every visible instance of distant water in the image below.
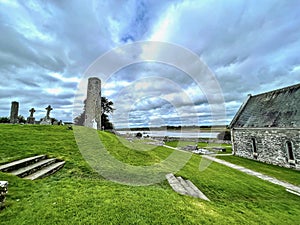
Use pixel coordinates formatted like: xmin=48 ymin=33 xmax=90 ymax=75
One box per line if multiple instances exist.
xmin=117 ymin=130 xmax=219 ymax=138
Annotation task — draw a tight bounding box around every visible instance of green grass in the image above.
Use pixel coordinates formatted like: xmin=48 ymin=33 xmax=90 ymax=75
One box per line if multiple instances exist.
xmin=100 ymin=132 xmax=172 ymax=166
xmin=217 ymin=155 xmax=300 ymax=186
xmin=166 ymin=140 xmax=232 ymax=154
xmin=0 ymin=124 xmax=299 ymax=224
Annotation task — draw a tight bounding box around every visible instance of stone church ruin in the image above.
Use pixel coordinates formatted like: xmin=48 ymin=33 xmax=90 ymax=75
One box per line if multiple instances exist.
xmin=230 ymin=83 xmax=300 ymax=170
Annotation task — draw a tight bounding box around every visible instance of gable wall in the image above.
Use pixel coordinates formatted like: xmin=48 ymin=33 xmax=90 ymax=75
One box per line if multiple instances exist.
xmin=232 ymin=128 xmax=300 ymax=170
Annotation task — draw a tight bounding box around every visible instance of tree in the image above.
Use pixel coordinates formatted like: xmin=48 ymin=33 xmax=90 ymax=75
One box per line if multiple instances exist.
xmin=74 ymin=113 xmax=84 ymax=125
xmin=101 ymin=113 xmax=113 ymax=130
xmin=217 ymin=130 xmax=231 ymax=141
xmin=18 ymin=115 xmax=26 ymax=123
xmin=136 ymin=132 xmax=142 ymax=138
xmin=0 ymin=117 xmax=9 ymax=123
xmin=101 ymin=97 xmax=115 ymax=129
xmin=101 ymin=97 xmax=114 ymax=114
xmin=74 ymin=99 xmax=87 ymax=126
xmin=51 ymin=118 xmax=58 ymax=125
xmin=74 ymin=111 xmax=85 ymax=126
xmin=100 ymin=97 xmax=115 ymax=130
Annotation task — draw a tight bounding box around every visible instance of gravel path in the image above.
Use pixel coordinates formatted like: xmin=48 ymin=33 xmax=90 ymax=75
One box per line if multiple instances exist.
xmin=203 ymin=155 xmax=300 ymax=196
xmin=163 ymin=144 xmax=300 ymax=196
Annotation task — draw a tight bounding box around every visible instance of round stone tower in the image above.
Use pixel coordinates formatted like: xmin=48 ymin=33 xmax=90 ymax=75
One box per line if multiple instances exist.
xmin=84 ymin=77 xmax=101 ymax=130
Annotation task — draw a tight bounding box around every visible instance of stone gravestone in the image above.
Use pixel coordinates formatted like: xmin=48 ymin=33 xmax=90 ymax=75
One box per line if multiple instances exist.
xmin=27 ymin=108 xmax=36 ymax=124
xmin=10 ymin=101 xmax=19 ymax=124
xmin=40 ymin=105 xmax=53 ymax=125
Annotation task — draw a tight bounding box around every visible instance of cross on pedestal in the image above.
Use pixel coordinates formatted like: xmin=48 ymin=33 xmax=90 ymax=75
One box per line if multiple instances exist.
xmin=29 ymin=108 xmax=36 ymax=117
xmin=45 ymin=105 xmax=53 ymax=118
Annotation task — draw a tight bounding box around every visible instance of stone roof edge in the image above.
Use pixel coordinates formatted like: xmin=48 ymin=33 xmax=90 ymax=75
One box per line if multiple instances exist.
xmin=229 ymin=94 xmax=252 ymax=129
xmin=232 ymin=127 xmax=300 ymax=130
xmin=251 ymin=82 xmax=300 ymax=98
xmin=229 ymin=82 xmax=300 ymax=129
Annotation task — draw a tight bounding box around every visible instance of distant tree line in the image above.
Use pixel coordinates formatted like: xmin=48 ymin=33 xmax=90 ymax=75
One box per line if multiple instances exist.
xmin=0 ymin=117 xmax=9 ymax=123
xmin=0 ymin=116 xmax=62 ymax=124
xmin=217 ymin=130 xmax=231 ymax=141
xmin=74 ymin=97 xmax=115 ymax=129
xmin=0 ymin=115 xmax=26 ymax=123
xmin=117 ymin=125 xmax=231 ymax=131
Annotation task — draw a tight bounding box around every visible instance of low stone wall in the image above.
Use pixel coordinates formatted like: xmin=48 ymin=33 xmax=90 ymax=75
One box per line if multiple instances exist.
xmin=232 ymin=128 xmax=300 ymax=170
xmin=0 ymin=181 xmax=8 ymax=209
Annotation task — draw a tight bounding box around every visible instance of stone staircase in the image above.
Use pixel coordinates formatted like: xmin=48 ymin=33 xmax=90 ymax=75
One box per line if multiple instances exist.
xmin=166 ymin=173 xmax=210 ymax=201
xmin=0 ymin=155 xmax=65 ymax=180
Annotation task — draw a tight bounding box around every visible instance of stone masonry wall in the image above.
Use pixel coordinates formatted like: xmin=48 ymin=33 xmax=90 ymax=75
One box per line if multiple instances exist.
xmin=232 ymin=128 xmax=300 ymax=170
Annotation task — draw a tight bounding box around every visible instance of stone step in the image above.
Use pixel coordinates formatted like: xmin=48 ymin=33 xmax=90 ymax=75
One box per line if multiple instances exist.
xmin=24 ymin=161 xmax=65 ymax=180
xmin=0 ymin=155 xmax=46 ymax=172
xmin=166 ymin=173 xmax=188 ymax=195
xmin=10 ymin=158 xmax=57 ymax=177
xmin=185 ymin=180 xmax=210 ymax=201
xmin=177 ymin=177 xmax=199 ymax=198
xmin=166 ymin=173 xmax=210 ymax=201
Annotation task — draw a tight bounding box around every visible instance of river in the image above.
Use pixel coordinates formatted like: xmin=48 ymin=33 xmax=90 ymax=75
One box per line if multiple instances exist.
xmin=117 ymin=130 xmax=219 ymax=138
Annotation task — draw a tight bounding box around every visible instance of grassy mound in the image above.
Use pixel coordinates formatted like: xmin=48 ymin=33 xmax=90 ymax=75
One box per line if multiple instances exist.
xmin=0 ymin=124 xmax=299 ymax=224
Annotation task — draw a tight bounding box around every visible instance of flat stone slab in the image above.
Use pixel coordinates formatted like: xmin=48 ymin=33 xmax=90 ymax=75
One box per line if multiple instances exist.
xmin=185 ymin=179 xmax=210 ymax=201
xmin=166 ymin=173 xmax=210 ymax=201
xmin=166 ymin=173 xmax=188 ymax=196
xmin=177 ymin=176 xmax=198 ymax=197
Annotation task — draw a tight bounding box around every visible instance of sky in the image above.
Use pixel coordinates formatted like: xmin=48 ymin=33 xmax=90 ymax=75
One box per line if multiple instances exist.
xmin=0 ymin=0 xmax=299 ymax=128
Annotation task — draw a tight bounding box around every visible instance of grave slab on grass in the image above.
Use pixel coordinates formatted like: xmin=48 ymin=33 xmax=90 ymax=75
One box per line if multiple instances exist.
xmin=166 ymin=173 xmax=210 ymax=201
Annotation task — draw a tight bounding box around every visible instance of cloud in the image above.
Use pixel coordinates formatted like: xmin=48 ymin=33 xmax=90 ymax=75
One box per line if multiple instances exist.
xmin=0 ymin=0 xmax=299 ymax=127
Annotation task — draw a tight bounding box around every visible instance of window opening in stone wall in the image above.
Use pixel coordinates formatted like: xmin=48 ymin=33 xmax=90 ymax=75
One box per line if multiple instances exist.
xmin=251 ymin=138 xmax=257 ymax=159
xmin=286 ymin=141 xmax=295 ymax=161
